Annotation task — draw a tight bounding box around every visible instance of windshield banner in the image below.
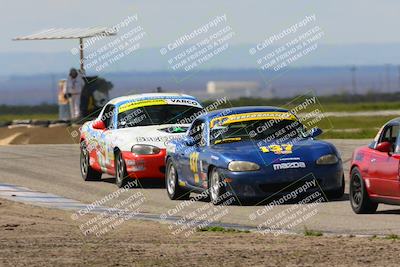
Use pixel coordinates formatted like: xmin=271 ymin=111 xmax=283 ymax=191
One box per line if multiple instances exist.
xmin=119 ymin=98 xmax=202 ymax=113
xmin=210 ymin=112 xmax=296 ymax=128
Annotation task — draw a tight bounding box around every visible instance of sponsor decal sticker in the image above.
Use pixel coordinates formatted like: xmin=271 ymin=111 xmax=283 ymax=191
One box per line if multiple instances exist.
xmin=169 ymin=99 xmax=201 ymax=107
xmin=273 ymin=161 xmax=306 ymax=170
xmin=214 ymin=137 xmax=242 ymax=144
xmin=119 ymin=99 xmax=168 ymax=113
xmin=136 ymin=135 xmax=184 ymax=143
xmin=159 ymin=126 xmax=188 ymax=134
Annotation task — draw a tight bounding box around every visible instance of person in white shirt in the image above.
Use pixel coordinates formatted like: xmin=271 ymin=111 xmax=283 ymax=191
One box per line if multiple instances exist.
xmin=64 ymin=68 xmax=85 ymax=119
xmin=57 ymin=79 xmax=70 ymax=121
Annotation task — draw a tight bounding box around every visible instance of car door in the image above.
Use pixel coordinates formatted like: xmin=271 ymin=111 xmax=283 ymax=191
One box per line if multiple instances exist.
xmin=368 ymin=124 xmax=400 ymax=198
xmin=97 ymin=104 xmax=115 ymax=170
xmin=196 ymin=122 xmax=211 ymax=189
xmin=182 ymin=119 xmax=206 ymax=187
xmin=392 ymin=127 xmax=400 ymax=198
xmin=101 ymin=105 xmax=117 ymax=174
xmin=88 ymin=105 xmax=108 ymax=171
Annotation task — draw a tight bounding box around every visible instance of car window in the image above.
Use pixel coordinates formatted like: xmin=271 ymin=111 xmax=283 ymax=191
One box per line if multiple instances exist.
xmin=101 ymin=104 xmax=115 ymax=129
xmin=198 ymin=122 xmax=207 ymax=146
xmin=391 ymin=125 xmax=399 ymax=141
xmin=381 ymin=127 xmax=391 ymax=142
xmin=117 ymin=105 xmax=202 ymax=128
xmin=210 ymin=119 xmax=307 ymax=145
xmin=391 ymin=126 xmax=400 ymax=153
xmin=189 ymin=119 xmax=206 ymax=146
xmin=379 ymin=125 xmax=399 ymax=152
xmin=380 ymin=125 xmax=398 ymax=143
xmin=369 ymin=126 xmax=384 ymax=148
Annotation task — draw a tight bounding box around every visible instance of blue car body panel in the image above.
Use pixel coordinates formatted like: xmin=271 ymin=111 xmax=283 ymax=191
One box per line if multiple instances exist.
xmin=166 ymin=106 xmax=343 ymax=199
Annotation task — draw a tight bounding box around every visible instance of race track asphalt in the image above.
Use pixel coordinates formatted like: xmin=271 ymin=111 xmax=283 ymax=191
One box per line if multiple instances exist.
xmin=1 ymin=139 xmax=400 ymax=236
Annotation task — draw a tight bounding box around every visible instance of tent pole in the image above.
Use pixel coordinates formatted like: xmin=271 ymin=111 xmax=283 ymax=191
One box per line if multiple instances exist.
xmin=79 ymin=38 xmax=84 ymax=73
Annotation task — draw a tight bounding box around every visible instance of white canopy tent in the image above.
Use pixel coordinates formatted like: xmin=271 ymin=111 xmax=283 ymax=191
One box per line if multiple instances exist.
xmin=13 ymin=27 xmax=117 ymax=72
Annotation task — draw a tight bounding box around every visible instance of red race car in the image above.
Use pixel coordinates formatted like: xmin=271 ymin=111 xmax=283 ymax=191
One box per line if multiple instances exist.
xmin=350 ymin=118 xmax=400 ymax=213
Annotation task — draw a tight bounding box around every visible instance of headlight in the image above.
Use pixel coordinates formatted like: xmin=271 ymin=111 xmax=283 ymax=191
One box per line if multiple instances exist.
xmin=316 ymin=154 xmax=339 ymax=165
xmin=131 ymin=144 xmax=160 ymax=155
xmin=228 ymin=161 xmax=260 ymax=172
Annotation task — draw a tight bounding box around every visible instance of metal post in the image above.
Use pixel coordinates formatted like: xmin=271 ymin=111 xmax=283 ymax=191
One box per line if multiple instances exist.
xmin=398 ymin=65 xmax=400 ymax=91
xmin=79 ymin=38 xmax=84 ymax=73
xmin=351 ymin=66 xmax=357 ymax=94
xmin=385 ymin=64 xmax=391 ymax=92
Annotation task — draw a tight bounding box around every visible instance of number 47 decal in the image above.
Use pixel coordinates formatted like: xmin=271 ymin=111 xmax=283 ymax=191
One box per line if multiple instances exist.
xmin=190 ymin=152 xmax=200 ymax=172
xmin=260 ymin=144 xmax=293 ymax=154
xmin=189 ymin=152 xmax=200 ymax=184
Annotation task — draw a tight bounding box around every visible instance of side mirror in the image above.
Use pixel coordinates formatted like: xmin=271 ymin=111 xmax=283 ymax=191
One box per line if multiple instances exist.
xmin=376 ymin=141 xmax=392 ymax=153
xmin=309 ymin=127 xmax=323 ymax=138
xmin=184 ymin=136 xmax=196 ymax=146
xmin=392 ymin=154 xmax=400 ymax=160
xmin=92 ymin=120 xmax=106 ymax=130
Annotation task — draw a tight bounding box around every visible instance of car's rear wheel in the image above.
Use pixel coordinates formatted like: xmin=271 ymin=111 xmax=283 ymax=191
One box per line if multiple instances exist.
xmin=350 ymin=167 xmax=378 ymax=214
xmin=80 ymin=142 xmax=102 ymax=181
xmin=209 ymin=167 xmax=226 ymax=205
xmin=166 ymin=158 xmax=190 ymax=200
xmin=115 ymin=152 xmax=128 ymax=188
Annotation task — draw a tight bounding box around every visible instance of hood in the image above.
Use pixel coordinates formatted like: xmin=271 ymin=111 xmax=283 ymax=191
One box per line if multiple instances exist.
xmin=111 ymin=124 xmax=189 ymax=150
xmin=212 ymin=138 xmax=339 ymax=165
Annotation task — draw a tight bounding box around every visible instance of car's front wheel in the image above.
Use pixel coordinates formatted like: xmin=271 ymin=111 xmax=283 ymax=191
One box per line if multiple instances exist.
xmin=80 ymin=142 xmax=102 ymax=181
xmin=115 ymin=152 xmax=128 ymax=188
xmin=166 ymin=158 xmax=190 ymax=200
xmin=350 ymin=167 xmax=378 ymax=214
xmin=208 ymin=167 xmax=227 ymax=205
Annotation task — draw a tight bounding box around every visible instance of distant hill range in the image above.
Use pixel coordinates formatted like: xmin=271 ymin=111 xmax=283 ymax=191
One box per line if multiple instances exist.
xmin=1 ymin=43 xmax=400 ymax=105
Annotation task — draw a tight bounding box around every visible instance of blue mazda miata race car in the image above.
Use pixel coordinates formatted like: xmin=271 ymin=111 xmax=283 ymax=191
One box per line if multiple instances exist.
xmin=165 ymin=106 xmax=344 ymax=204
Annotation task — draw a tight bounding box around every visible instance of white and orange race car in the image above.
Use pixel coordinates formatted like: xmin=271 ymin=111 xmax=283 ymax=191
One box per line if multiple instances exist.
xmin=79 ymin=93 xmax=203 ymax=187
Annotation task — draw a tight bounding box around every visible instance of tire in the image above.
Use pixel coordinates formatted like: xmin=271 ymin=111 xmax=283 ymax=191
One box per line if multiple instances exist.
xmin=327 ymin=175 xmax=345 ymax=200
xmin=208 ymin=167 xmax=227 ymax=205
xmin=166 ymin=158 xmax=190 ymax=200
xmin=80 ymin=142 xmax=102 ymax=181
xmin=115 ymin=152 xmax=129 ymax=188
xmin=350 ymin=167 xmax=378 ymax=214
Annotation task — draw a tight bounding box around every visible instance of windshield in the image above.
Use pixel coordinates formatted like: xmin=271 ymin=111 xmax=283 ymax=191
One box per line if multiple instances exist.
xmin=210 ymin=119 xmax=308 ymax=145
xmin=118 ymin=104 xmax=202 ymax=128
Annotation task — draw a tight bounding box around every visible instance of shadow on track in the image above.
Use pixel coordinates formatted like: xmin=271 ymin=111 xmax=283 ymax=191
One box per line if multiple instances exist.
xmin=189 ymin=193 xmax=350 ymax=206
xmin=376 ymin=209 xmax=400 ymax=215
xmin=100 ymin=177 xmax=165 ymax=189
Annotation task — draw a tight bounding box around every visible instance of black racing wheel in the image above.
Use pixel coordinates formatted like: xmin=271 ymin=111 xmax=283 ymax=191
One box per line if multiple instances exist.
xmin=350 ymin=167 xmax=378 ymax=214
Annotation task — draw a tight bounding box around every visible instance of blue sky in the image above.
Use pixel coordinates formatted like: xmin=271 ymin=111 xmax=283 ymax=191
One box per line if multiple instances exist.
xmin=1 ymin=0 xmax=400 ymax=53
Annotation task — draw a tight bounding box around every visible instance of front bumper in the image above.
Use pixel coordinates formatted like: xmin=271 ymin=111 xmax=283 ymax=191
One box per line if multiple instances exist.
xmin=121 ymin=149 xmax=166 ymax=179
xmin=219 ymin=163 xmax=343 ymax=200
